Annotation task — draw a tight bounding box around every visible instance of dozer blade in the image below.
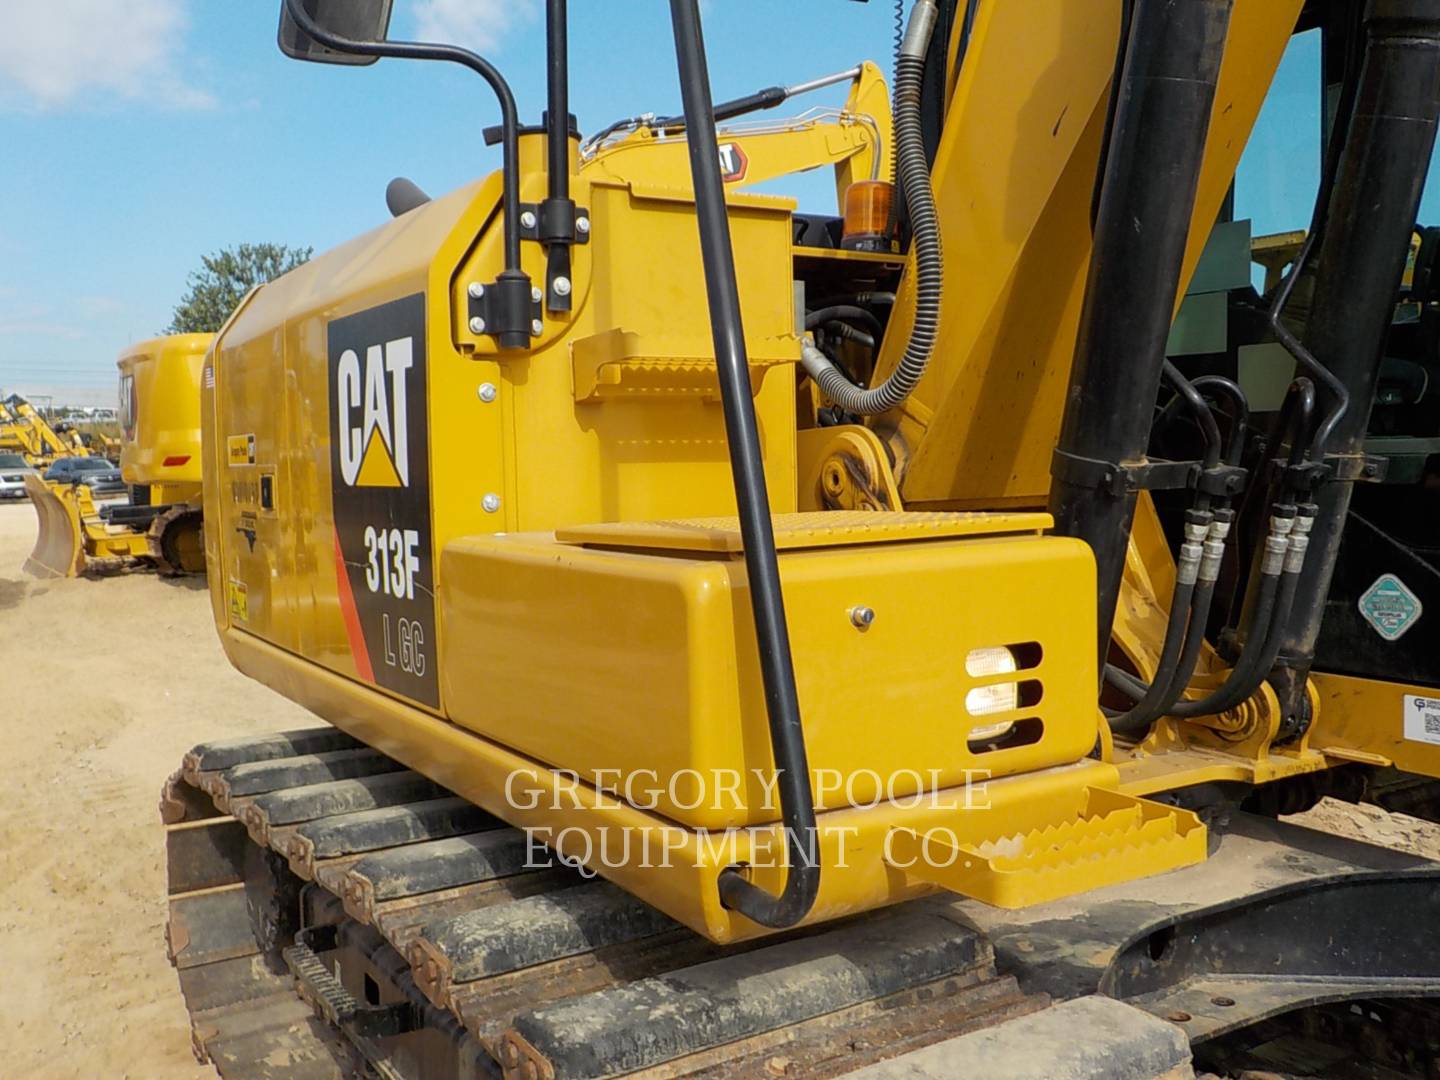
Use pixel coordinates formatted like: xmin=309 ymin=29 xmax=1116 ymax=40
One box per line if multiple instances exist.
xmin=23 ymin=473 xmax=84 ymax=578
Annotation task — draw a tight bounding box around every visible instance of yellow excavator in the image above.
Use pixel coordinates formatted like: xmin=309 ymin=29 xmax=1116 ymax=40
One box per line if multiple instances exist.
xmin=159 ymin=1 xmax=1440 ymax=1077
xmin=0 ymin=393 xmax=92 ymax=467
xmin=26 ymin=334 xmax=211 ymax=577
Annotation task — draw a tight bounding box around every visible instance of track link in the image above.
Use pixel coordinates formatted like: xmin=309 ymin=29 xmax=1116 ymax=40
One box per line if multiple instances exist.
xmin=162 ymin=728 xmax=1042 ymax=1079
xmin=148 ymin=504 xmax=205 ymax=575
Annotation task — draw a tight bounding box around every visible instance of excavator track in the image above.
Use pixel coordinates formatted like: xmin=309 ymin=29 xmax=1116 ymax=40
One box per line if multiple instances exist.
xmin=148 ymin=505 xmax=205 ymax=575
xmin=162 ymin=728 xmax=1046 ymax=1080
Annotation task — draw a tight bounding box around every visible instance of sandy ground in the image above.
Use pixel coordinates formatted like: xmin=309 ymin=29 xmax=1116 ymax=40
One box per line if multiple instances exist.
xmin=0 ymin=500 xmax=315 ymax=1079
xmin=1 ymin=496 xmax=1439 ymax=1079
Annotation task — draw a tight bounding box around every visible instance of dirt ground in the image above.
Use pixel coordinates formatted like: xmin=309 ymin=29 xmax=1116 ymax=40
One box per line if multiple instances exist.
xmin=0 ymin=500 xmax=314 ymax=1078
xmin=2 ymin=497 xmax=1439 ymax=1079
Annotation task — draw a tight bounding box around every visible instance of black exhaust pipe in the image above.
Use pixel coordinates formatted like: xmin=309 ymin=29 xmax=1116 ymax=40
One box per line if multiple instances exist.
xmin=1049 ymin=0 xmax=1235 ymax=669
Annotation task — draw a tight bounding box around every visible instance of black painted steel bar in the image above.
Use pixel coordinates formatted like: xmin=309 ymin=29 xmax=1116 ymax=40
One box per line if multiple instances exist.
xmin=668 ymin=0 xmax=819 ymax=930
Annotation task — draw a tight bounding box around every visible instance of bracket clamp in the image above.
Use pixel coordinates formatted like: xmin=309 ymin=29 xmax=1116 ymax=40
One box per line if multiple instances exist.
xmin=466 ymin=270 xmax=541 ymax=350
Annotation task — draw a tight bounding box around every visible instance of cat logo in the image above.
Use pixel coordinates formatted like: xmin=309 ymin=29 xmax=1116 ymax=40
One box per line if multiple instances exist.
xmin=336 ymin=337 xmax=413 ymax=488
xmin=718 ymin=142 xmax=749 ymax=183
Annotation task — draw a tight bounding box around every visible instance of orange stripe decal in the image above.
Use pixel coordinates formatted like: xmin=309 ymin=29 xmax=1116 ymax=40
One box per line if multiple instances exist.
xmin=333 ymin=527 xmax=375 ymax=682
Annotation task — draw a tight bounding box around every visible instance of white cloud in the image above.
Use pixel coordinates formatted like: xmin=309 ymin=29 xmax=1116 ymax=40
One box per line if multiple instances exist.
xmin=0 ymin=0 xmax=212 ymax=110
xmin=411 ymin=0 xmax=539 ymax=55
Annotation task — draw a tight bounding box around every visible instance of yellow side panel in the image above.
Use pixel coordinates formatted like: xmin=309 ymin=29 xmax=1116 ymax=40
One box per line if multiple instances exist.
xmin=890 ymin=0 xmax=1304 ymax=506
xmin=439 ymin=521 xmax=1099 ymax=830
xmin=208 ymin=134 xmax=801 ymax=718
xmin=117 ymin=332 xmax=211 ymax=496
xmin=208 ymin=179 xmax=497 ymax=671
xmin=1311 ymin=673 xmax=1440 ymax=779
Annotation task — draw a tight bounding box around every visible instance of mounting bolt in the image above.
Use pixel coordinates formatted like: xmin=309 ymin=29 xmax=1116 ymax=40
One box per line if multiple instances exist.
xmin=849 ymin=605 xmax=875 ymax=630
xmin=532 ymin=319 xmax=544 ymax=336
xmin=482 ymin=493 xmax=501 ymax=513
xmin=469 ymin=316 xmax=486 ymax=334
xmin=467 ymin=281 xmax=485 ymax=299
xmin=520 ymin=210 xmax=538 ymax=229
xmin=477 ymin=382 xmax=497 ymax=403
xmin=576 ymin=215 xmax=590 ymax=235
xmin=553 ymin=276 xmax=572 ymax=297
xmin=531 ymin=286 xmax=543 ymax=303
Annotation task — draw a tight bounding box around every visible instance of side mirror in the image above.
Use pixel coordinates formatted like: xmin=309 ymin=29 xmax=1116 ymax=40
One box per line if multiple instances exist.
xmin=278 ymin=0 xmax=395 ymax=66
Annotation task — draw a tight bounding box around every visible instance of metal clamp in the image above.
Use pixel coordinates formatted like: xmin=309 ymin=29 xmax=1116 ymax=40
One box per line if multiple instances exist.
xmin=466 ymin=272 xmax=543 ymax=348
xmin=1051 ymin=449 xmax=1247 ymax=498
xmin=518 ymin=199 xmax=590 ymax=313
xmin=1325 ymin=451 xmax=1389 ymax=484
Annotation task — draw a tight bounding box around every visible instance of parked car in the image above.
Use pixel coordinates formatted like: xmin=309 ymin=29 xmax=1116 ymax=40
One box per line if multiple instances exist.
xmin=44 ymin=456 xmax=126 ymax=497
xmin=0 ymin=452 xmax=38 ymax=500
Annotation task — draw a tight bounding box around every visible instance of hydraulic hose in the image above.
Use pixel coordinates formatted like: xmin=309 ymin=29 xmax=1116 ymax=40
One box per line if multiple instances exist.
xmin=804 ymin=305 xmax=884 ymax=337
xmin=1170 ymin=509 xmax=1312 ymax=718
xmin=1107 ymin=511 xmax=1230 ymax=734
xmin=1191 ymin=376 xmax=1249 ymax=465
xmin=1162 ymin=361 xmax=1223 ymax=472
xmin=1107 ymin=521 xmax=1203 ymax=737
xmin=799 ymin=0 xmax=942 ymax=416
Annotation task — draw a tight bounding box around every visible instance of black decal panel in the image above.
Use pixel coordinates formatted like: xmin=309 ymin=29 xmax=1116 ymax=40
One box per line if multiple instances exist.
xmin=328 ymin=293 xmax=439 ymax=708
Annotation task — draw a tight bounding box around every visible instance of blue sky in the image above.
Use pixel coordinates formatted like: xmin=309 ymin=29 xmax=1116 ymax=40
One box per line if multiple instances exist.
xmin=0 ymin=4 xmax=1429 ymax=404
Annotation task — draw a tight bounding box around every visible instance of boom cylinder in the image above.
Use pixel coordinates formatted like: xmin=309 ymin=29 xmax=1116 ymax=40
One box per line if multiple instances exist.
xmin=1049 ymin=0 xmax=1236 ymax=669
xmin=1272 ymin=0 xmax=1440 ymax=724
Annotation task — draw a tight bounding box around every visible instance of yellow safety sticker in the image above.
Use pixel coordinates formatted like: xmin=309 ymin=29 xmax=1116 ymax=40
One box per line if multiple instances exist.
xmin=227 ymin=433 xmax=256 ymax=466
xmin=228 ymin=579 xmax=249 ymax=623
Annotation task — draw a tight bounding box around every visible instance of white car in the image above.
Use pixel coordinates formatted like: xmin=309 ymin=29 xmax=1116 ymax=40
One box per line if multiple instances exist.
xmin=0 ymin=452 xmax=38 ymax=500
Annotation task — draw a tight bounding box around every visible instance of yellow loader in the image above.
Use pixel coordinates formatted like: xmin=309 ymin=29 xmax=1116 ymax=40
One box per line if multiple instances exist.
xmin=26 ymin=333 xmax=211 ymax=577
xmin=157 ymin=1 xmax=1440 ymax=1077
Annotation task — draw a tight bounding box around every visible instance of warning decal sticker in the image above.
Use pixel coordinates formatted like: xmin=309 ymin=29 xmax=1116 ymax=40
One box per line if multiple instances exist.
xmin=1358 ymin=573 xmax=1423 ymax=643
xmin=1404 ymin=695 xmax=1440 ymax=748
xmin=327 ymin=294 xmax=438 ymax=709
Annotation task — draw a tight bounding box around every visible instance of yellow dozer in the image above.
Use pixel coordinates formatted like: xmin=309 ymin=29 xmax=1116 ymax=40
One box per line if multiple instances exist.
xmin=158 ymin=1 xmax=1440 ymax=1078
xmin=25 ymin=333 xmax=211 ymax=577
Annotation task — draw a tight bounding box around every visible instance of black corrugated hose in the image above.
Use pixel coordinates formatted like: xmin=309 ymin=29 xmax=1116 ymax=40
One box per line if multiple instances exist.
xmin=799 ymin=0 xmax=942 ymax=415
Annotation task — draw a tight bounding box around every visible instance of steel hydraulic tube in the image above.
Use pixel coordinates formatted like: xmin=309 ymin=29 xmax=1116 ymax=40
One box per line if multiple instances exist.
xmin=1272 ymin=0 xmax=1440 ymax=727
xmin=668 ymin=0 xmax=819 ymax=930
xmin=1049 ymin=0 xmax=1235 ymax=671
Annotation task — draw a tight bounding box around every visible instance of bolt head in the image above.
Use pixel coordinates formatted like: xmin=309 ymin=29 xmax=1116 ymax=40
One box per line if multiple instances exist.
xmin=467 ymin=281 xmax=485 ymax=299
xmin=532 ymin=319 xmax=544 ymax=336
xmin=531 ymin=286 xmax=543 ymax=303
xmin=849 ymin=605 xmax=875 ymax=629
xmin=477 ymin=382 xmax=497 ymax=403
xmin=520 ymin=210 xmax=538 ymax=229
xmin=553 ymin=276 xmax=572 ymax=297
xmin=482 ymin=493 xmax=501 ymax=513
xmin=469 ymin=316 xmax=487 ymax=334
xmin=576 ymin=215 xmax=591 ymax=235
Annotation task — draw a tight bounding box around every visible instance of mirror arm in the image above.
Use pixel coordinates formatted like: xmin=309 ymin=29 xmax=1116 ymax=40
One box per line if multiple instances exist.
xmin=282 ymin=0 xmax=523 ymax=274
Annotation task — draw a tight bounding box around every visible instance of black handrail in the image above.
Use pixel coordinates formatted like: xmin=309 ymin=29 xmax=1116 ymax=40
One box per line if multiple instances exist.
xmin=282 ymin=0 xmax=523 ymax=273
xmin=669 ymin=0 xmax=819 ymax=930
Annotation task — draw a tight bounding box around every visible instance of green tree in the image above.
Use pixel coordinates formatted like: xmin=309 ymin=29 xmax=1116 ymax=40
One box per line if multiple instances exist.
xmin=167 ymin=242 xmax=314 ymax=333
